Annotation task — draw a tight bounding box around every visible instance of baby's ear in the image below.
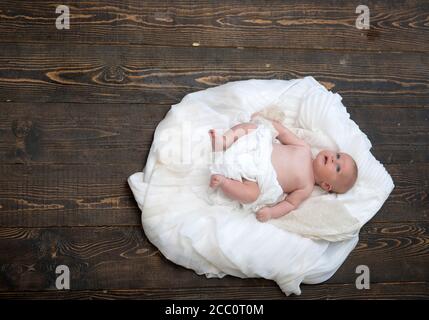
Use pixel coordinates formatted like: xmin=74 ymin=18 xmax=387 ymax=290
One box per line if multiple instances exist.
xmin=320 ymin=181 xmax=332 ymax=192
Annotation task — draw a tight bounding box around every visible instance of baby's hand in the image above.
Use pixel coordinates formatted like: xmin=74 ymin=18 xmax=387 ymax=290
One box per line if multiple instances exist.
xmin=256 ymin=206 xmax=272 ymax=222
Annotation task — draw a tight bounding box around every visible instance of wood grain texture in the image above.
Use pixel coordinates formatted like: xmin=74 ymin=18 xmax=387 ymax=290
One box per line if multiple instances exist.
xmin=0 ymin=0 xmax=427 ymax=51
xmin=0 ymin=224 xmax=427 ymax=292
xmin=0 ymin=164 xmax=142 ymax=227
xmin=0 ymin=103 xmax=427 ymax=165
xmin=0 ymin=44 xmax=427 ymax=106
xmin=0 ymin=0 xmax=427 ymax=299
xmin=0 ymin=103 xmax=170 ymax=165
xmin=0 ymin=282 xmax=427 ymax=300
xmin=0 ymin=163 xmax=427 ymax=227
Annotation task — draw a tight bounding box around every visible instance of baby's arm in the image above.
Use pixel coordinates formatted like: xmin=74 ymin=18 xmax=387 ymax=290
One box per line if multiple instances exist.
xmin=269 ymin=120 xmax=309 ymax=148
xmin=256 ymin=187 xmax=311 ymax=221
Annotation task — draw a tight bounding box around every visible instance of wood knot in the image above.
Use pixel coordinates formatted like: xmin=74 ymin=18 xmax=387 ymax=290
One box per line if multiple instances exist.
xmin=12 ymin=119 xmax=33 ymax=138
xmin=103 ymin=65 xmax=125 ymax=83
xmin=11 ymin=119 xmax=40 ymax=162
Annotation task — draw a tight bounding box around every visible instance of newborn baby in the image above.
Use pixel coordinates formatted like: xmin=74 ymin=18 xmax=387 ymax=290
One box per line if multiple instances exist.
xmin=208 ymin=114 xmax=358 ymax=222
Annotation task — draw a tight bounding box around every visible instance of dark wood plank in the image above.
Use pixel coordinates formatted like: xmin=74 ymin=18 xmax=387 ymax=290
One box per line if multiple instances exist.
xmin=0 ymin=164 xmax=142 ymax=227
xmin=348 ymin=107 xmax=429 ymax=147
xmin=0 ymin=0 xmax=426 ymax=301
xmin=0 ymin=223 xmax=427 ymax=291
xmin=0 ymin=0 xmax=427 ymax=51
xmin=0 ymin=103 xmax=427 ymax=165
xmin=334 ymin=222 xmax=429 ymax=284
xmin=0 ymin=282 xmax=427 ymax=299
xmin=371 ymin=145 xmax=429 ymax=167
xmin=0 ymin=226 xmax=270 ymax=291
xmin=0 ymin=163 xmax=427 ymax=227
xmin=0 ymin=44 xmax=427 ymax=106
xmin=0 ymin=103 xmax=170 ymax=165
xmin=379 ymin=163 xmax=429 ymax=223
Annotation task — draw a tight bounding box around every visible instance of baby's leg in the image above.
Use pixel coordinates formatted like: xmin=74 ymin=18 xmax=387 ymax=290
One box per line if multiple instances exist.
xmin=209 ymin=122 xmax=257 ymax=152
xmin=210 ymin=174 xmax=260 ymax=204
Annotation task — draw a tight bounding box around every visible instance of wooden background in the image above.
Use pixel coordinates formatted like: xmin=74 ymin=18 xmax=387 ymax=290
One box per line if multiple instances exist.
xmin=0 ymin=0 xmax=428 ymax=299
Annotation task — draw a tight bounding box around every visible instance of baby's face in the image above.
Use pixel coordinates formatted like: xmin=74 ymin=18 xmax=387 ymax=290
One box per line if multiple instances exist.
xmin=313 ymin=150 xmax=356 ymax=193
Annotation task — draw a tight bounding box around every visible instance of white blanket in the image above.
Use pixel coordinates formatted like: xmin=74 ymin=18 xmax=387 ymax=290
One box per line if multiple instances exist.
xmin=128 ymin=76 xmax=394 ymax=295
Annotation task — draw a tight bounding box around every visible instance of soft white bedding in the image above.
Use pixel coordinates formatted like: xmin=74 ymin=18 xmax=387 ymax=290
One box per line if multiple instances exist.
xmin=128 ymin=76 xmax=394 ymax=295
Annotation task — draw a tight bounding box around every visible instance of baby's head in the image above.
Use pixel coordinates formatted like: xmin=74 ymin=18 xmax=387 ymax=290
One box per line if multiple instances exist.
xmin=313 ymin=150 xmax=358 ymax=194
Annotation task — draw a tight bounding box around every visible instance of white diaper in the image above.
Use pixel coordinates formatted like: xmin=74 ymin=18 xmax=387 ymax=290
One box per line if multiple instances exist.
xmin=207 ymin=116 xmax=286 ymax=212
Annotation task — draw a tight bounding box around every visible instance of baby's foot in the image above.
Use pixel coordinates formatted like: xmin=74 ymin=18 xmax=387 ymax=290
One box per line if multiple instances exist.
xmin=209 ymin=174 xmax=226 ymax=189
xmin=208 ymin=129 xmax=225 ymax=152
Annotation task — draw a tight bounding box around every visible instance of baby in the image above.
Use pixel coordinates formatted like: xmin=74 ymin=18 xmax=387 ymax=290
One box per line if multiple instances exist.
xmin=208 ymin=114 xmax=358 ymax=222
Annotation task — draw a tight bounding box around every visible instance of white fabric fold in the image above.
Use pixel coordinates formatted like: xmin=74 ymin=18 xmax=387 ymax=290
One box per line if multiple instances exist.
xmin=128 ymin=76 xmax=394 ymax=295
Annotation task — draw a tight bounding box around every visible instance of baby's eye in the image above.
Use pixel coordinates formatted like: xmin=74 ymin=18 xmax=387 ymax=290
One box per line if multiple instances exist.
xmin=336 ymin=165 xmax=340 ymax=172
xmin=336 ymin=153 xmax=340 ymax=159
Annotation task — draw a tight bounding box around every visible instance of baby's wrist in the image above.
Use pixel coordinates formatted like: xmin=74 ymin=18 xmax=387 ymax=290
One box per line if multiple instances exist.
xmin=269 ymin=205 xmax=287 ymax=219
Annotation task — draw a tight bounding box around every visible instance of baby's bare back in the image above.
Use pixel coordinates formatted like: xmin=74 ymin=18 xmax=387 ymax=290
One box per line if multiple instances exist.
xmin=271 ymin=143 xmax=315 ymax=193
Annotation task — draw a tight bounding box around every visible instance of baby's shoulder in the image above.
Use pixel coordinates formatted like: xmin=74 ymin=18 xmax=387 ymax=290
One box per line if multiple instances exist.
xmin=295 ymin=143 xmax=312 ymax=159
xmin=303 ymin=181 xmax=315 ymax=195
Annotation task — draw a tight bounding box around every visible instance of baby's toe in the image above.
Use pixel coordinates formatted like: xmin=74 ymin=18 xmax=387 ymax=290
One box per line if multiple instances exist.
xmin=209 ymin=174 xmax=224 ymax=188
